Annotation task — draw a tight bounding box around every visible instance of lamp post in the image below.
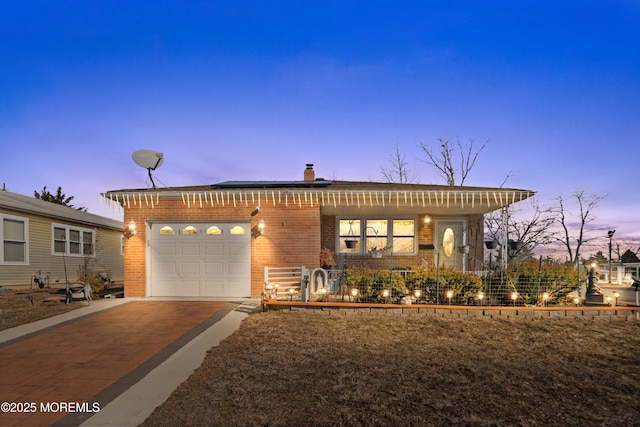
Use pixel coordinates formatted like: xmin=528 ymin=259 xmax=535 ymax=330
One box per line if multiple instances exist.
xmin=608 ymin=230 xmax=615 ymax=283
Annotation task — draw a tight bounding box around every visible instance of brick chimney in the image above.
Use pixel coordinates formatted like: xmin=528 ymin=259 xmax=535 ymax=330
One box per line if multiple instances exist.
xmin=304 ymin=164 xmax=315 ymax=182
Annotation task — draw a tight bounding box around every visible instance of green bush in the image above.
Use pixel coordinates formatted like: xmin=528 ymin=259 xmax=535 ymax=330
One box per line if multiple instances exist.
xmin=341 ymin=262 xmax=578 ymax=306
xmin=343 ymin=267 xmax=407 ymax=303
xmin=406 ymin=268 xmax=482 ymax=305
xmin=486 ymin=261 xmax=579 ymax=305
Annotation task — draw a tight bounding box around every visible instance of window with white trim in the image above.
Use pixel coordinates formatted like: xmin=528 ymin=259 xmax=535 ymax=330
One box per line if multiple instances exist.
xmin=1 ymin=215 xmax=28 ymax=264
xmin=338 ymin=218 xmax=416 ymax=255
xmin=52 ymin=224 xmax=94 ymax=256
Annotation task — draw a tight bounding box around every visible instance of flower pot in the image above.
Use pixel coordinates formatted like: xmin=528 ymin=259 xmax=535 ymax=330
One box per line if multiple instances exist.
xmin=369 ymin=249 xmax=384 ymax=259
xmin=485 ymin=240 xmax=499 ymax=250
xmin=509 ymin=241 xmax=524 ymax=251
xmin=345 ymin=239 xmax=357 ymax=249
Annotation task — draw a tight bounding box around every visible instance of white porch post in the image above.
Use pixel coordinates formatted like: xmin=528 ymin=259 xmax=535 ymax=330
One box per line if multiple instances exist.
xmin=501 ymin=207 xmax=508 ymax=270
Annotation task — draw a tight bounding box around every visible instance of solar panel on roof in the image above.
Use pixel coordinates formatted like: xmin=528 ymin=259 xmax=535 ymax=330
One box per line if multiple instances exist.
xmin=212 ymin=180 xmax=332 ymax=189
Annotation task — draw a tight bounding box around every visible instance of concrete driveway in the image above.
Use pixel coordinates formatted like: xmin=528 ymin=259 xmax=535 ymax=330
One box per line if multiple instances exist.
xmin=0 ymin=299 xmax=259 ymax=427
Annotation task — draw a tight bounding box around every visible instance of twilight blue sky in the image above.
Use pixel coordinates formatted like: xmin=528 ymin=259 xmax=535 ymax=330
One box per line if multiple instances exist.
xmin=1 ymin=1 xmax=639 ymax=255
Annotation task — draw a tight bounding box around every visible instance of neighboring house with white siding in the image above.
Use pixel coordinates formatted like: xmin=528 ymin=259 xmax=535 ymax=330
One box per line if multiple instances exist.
xmin=0 ymin=189 xmax=124 ymax=288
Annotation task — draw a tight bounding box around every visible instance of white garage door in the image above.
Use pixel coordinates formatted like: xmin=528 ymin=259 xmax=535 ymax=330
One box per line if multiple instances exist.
xmin=149 ymin=222 xmax=251 ymax=297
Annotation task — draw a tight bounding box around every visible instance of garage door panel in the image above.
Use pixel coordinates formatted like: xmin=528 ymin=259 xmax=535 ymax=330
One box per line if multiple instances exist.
xmin=150 ymin=222 xmax=250 ymax=297
xmin=180 ymin=260 xmax=201 ymax=276
xmin=204 ymin=242 xmax=224 ymax=256
xmin=205 ymin=261 xmax=223 ymax=275
xmin=155 ymin=279 xmax=178 ymax=296
xmin=156 ymin=242 xmax=177 ymax=257
xmin=179 ymin=242 xmax=201 ymax=256
xmin=202 ymin=279 xmax=224 ymax=296
xmin=227 ymin=279 xmax=248 ymax=296
xmin=228 ymin=241 xmax=249 ymax=257
xmin=228 ymin=260 xmax=247 ymax=276
xmin=179 ymin=280 xmax=201 ymax=296
xmin=155 ymin=262 xmax=177 ymax=275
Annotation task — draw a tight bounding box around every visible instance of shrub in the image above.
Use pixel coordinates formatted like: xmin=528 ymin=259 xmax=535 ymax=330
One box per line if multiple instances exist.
xmin=486 ymin=261 xmax=579 ymax=305
xmin=343 ymin=267 xmax=407 ymax=303
xmin=405 ymin=267 xmax=483 ymax=304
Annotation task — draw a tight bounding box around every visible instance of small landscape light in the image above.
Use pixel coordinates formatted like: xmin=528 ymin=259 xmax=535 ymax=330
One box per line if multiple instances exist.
xmin=414 ymin=289 xmax=422 ymax=299
xmin=606 ymin=295 xmax=612 ymax=306
xmin=573 ymin=297 xmax=580 ymax=306
xmin=477 ymin=291 xmax=484 ymax=306
xmin=613 ymin=291 xmax=620 ymax=306
xmin=351 ymin=288 xmax=359 ymax=301
xmin=511 ymin=292 xmax=518 ymax=306
xmin=446 ymin=290 xmax=453 ymax=305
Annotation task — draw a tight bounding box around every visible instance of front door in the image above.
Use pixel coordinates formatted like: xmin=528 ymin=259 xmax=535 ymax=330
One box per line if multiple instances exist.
xmin=435 ymin=219 xmax=467 ymax=271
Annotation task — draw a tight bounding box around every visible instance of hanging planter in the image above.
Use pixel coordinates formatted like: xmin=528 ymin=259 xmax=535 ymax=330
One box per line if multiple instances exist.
xmin=485 ymin=240 xmax=499 ymax=250
xmin=345 ymin=220 xmax=358 ymax=249
xmin=369 ymin=248 xmax=386 ymax=259
xmin=345 ymin=239 xmax=357 ymax=249
xmin=509 ymin=241 xmax=524 ymax=251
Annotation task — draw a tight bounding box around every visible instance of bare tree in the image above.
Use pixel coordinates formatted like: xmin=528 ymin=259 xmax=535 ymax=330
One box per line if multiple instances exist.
xmin=552 ymin=191 xmax=607 ymax=264
xmin=418 ymin=137 xmax=488 ymax=186
xmin=485 ymin=203 xmax=556 ymax=263
xmin=380 ymin=143 xmax=418 ymax=184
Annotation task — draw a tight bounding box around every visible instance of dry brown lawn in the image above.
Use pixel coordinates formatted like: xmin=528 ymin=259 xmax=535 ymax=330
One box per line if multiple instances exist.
xmin=0 ymin=284 xmax=122 ymax=331
xmin=142 ymin=311 xmax=640 ymax=426
xmin=0 ymin=288 xmax=81 ymax=331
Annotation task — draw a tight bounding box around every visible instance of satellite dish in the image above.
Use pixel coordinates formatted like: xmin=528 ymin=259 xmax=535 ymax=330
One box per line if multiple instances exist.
xmin=132 ymin=149 xmax=164 ymax=189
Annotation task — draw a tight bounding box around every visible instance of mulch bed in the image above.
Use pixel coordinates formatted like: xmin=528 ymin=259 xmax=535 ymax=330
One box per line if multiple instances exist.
xmin=0 ymin=285 xmax=124 ymax=332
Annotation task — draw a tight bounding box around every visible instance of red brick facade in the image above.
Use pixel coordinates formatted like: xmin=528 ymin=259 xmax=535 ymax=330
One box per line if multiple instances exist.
xmin=123 ymin=200 xmax=321 ymax=298
xmin=123 ymin=199 xmax=483 ymax=298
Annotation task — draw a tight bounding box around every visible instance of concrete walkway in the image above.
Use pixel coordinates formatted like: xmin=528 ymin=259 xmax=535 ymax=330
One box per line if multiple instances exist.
xmin=0 ymin=298 xmax=259 ymax=427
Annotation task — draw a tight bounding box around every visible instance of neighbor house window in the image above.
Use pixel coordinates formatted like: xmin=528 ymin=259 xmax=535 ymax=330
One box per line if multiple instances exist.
xmin=338 ymin=218 xmax=416 ymax=255
xmin=52 ymin=224 xmax=95 ymax=256
xmin=1 ymin=215 xmax=28 ymax=264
